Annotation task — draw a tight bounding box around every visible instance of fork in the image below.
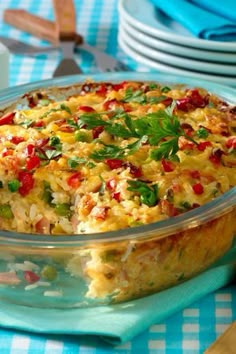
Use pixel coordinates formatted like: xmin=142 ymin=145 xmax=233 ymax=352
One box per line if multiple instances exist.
xmin=3 ymin=9 xmax=130 ymax=73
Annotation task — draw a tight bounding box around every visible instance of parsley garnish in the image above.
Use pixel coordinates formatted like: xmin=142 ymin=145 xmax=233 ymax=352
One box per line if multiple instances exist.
xmin=38 ymin=149 xmax=62 ymax=161
xmin=98 ymin=175 xmax=106 ymax=195
xmin=19 ymin=119 xmax=33 ymax=128
xmin=67 ymin=156 xmax=95 ymax=169
xmin=90 ymin=136 xmax=148 ymax=161
xmin=105 ymin=117 xmax=136 ymax=138
xmin=67 ymin=101 xmax=196 ymax=161
xmin=90 ymin=143 xmax=124 ymax=160
xmin=150 ymin=138 xmax=179 ymax=161
xmin=148 ymin=83 xmax=158 ymax=90
xmin=42 ymin=181 xmax=53 ymax=206
xmin=148 ymin=95 xmax=168 ymax=104
xmin=122 ymin=88 xmax=168 ymax=105
xmin=127 ymin=180 xmax=159 ymax=207
xmin=161 ymin=86 xmax=171 ymax=93
xmin=67 ymin=156 xmax=86 ymax=168
xmin=123 ymin=88 xmax=147 ymax=104
xmin=40 ymin=104 xmax=71 ymax=119
xmin=78 ymin=113 xmax=110 ymax=129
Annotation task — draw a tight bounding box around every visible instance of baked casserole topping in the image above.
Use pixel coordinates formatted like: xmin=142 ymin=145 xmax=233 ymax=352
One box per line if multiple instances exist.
xmin=0 ymin=81 xmax=235 ymax=234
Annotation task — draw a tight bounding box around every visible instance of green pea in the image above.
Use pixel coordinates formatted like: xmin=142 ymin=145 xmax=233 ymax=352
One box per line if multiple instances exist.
xmin=75 ymin=131 xmax=91 ymax=142
xmin=39 ymin=99 xmax=50 ymax=106
xmin=49 ymin=136 xmax=61 ymax=146
xmin=8 ymin=179 xmax=20 ymax=192
xmin=0 ymin=204 xmax=13 ymax=219
xmin=196 ymin=127 xmax=209 ymax=139
xmin=41 ymin=265 xmax=57 ymax=281
xmin=54 ymin=203 xmax=71 ymax=217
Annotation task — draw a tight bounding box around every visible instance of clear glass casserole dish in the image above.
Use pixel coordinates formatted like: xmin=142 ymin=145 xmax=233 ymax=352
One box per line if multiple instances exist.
xmin=0 ymin=72 xmax=235 ymax=308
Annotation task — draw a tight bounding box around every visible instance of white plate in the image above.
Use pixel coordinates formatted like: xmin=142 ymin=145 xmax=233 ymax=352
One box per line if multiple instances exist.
xmin=120 ymin=19 xmax=236 ymax=64
xmin=118 ymin=34 xmax=236 ymax=87
xmin=118 ymin=0 xmax=236 ymax=52
xmin=119 ymin=24 xmax=236 ymax=75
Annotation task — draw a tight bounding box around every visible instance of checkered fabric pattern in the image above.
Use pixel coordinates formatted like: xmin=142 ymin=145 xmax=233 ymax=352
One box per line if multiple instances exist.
xmin=0 ymin=0 xmax=146 ymax=87
xmin=0 ymin=1 xmax=235 ymax=353
xmin=0 ymin=286 xmax=235 ymax=354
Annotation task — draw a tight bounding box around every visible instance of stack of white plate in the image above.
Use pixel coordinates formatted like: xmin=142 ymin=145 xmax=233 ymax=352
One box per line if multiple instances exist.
xmin=118 ymin=0 xmax=236 ymax=86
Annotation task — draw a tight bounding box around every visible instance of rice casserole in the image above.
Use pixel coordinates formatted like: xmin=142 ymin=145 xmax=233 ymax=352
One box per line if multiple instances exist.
xmin=0 ymin=79 xmax=235 ymax=305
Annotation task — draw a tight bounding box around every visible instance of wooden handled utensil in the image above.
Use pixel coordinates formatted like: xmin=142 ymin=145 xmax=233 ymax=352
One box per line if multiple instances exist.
xmin=52 ymin=0 xmax=82 ymax=76
xmin=3 ymin=7 xmax=130 ymax=72
xmin=3 ymin=8 xmax=83 ymax=45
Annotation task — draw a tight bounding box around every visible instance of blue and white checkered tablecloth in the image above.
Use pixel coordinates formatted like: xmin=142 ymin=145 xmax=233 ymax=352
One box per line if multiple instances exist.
xmin=0 ymin=1 xmax=236 ymax=353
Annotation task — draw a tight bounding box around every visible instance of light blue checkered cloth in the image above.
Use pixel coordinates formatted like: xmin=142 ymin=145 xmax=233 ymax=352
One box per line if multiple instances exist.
xmin=0 ymin=1 xmax=235 ymax=353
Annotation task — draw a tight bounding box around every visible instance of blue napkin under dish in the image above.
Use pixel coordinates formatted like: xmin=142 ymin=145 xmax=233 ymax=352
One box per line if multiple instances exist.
xmin=0 ymin=244 xmax=235 ymax=345
xmin=150 ymin=0 xmax=236 ymax=41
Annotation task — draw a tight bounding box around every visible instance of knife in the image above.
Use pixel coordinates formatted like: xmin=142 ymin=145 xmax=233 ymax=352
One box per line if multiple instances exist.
xmin=52 ymin=0 xmax=82 ymax=77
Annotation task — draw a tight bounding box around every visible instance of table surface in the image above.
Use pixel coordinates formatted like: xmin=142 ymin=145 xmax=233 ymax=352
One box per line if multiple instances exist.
xmin=0 ymin=0 xmax=236 ymax=353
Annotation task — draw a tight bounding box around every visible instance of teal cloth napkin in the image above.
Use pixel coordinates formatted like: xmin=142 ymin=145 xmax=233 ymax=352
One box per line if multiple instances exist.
xmin=150 ymin=0 xmax=236 ymax=41
xmin=191 ymin=0 xmax=236 ymax=23
xmin=0 ymin=244 xmax=236 ymax=345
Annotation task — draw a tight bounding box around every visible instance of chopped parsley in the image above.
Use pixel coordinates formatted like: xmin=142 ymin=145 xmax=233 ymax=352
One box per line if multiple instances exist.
xmin=150 ymin=138 xmax=180 ymax=161
xmin=40 ymin=104 xmax=71 ymax=119
xmin=161 ymin=86 xmax=171 ymax=93
xmin=42 ymin=181 xmax=53 ymax=206
xmin=67 ymin=156 xmax=95 ymax=169
xmin=19 ymin=119 xmax=33 ymax=128
xmin=127 ymin=180 xmax=159 ymax=207
xmin=148 ymin=83 xmax=158 ymax=90
xmin=78 ymin=113 xmax=110 ymax=129
xmin=67 ymin=156 xmax=87 ymax=168
xmin=37 ymin=149 xmax=62 ymax=161
xmin=90 ymin=143 xmax=125 ymax=160
xmin=90 ymin=136 xmax=148 ymax=161
xmin=123 ymin=88 xmax=147 ymax=104
xmin=79 ymin=102 xmax=196 ymax=161
xmin=122 ymin=87 xmax=169 ymax=105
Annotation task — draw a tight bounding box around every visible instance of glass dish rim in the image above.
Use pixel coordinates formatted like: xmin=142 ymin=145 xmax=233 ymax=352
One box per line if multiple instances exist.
xmin=0 ymin=72 xmax=235 ymax=246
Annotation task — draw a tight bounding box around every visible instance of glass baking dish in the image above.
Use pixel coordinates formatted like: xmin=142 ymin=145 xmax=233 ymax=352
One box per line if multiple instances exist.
xmin=0 ymin=72 xmax=235 ymax=308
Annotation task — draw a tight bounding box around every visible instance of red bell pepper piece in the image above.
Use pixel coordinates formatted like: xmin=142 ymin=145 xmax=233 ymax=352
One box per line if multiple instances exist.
xmin=26 ymin=156 xmax=41 ymax=171
xmin=67 ymin=172 xmax=81 ymax=188
xmin=18 ymin=171 xmax=34 ymax=196
xmin=105 ymin=159 xmax=123 ymax=169
xmin=0 ymin=112 xmax=15 ymax=126
xmin=192 ymin=183 xmax=204 ymax=195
